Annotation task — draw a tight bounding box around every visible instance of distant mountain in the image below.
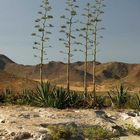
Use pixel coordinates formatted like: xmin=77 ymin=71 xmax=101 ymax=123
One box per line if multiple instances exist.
xmin=0 ymin=54 xmax=37 ymax=92
xmin=0 ymin=54 xmax=140 ymax=92
xmin=0 ymin=54 xmax=14 ymax=69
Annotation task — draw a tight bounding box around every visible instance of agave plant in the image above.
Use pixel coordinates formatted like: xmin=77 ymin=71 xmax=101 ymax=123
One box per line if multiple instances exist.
xmin=33 ymin=82 xmax=55 ymax=107
xmin=0 ymin=88 xmax=13 ymax=104
xmin=68 ymin=91 xmax=85 ymax=108
xmin=115 ymin=84 xmax=128 ymax=108
xmin=96 ymin=95 xmax=106 ymax=109
xmin=51 ymin=87 xmax=70 ymax=109
xmin=16 ymin=89 xmax=34 ymax=105
xmin=136 ymin=93 xmax=140 ymax=110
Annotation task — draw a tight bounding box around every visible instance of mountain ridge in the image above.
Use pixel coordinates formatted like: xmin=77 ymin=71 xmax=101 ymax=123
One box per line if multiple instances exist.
xmin=0 ymin=54 xmax=139 ymax=92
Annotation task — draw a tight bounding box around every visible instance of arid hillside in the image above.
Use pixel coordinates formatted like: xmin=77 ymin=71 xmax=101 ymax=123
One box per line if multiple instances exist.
xmin=0 ymin=54 xmax=140 ymax=92
xmin=0 ymin=55 xmax=37 ymax=92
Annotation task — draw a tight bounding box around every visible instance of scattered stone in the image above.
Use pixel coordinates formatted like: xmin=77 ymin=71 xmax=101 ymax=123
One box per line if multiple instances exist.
xmin=33 ymin=114 xmax=40 ymax=118
xmin=13 ymin=132 xmax=32 ymax=140
xmin=40 ymin=134 xmax=52 ymax=140
xmin=38 ymin=130 xmax=48 ymax=134
xmin=17 ymin=126 xmax=23 ymax=129
xmin=95 ymin=110 xmax=106 ymax=117
xmin=39 ymin=123 xmax=48 ymax=128
xmin=74 ymin=110 xmax=80 ymax=113
xmin=111 ymin=115 xmax=118 ymax=120
xmin=119 ymin=112 xmax=140 ymax=129
xmin=1 ymin=120 xmax=5 ymax=123
xmin=120 ymin=113 xmax=130 ymax=120
xmin=0 ymin=129 xmax=8 ymax=136
xmin=127 ymin=112 xmax=136 ymax=117
xmin=18 ymin=113 xmax=30 ymax=119
xmin=132 ymin=117 xmax=140 ymax=129
xmin=112 ymin=125 xmax=125 ymax=136
xmin=66 ymin=122 xmax=78 ymax=128
xmin=106 ymin=113 xmax=112 ymax=117
xmin=1 ymin=106 xmax=140 ymax=140
xmin=106 ymin=113 xmax=118 ymax=120
xmin=10 ymin=132 xmax=16 ymax=136
xmin=74 ymin=134 xmax=85 ymax=140
xmin=0 ymin=118 xmax=6 ymax=123
xmin=10 ymin=120 xmax=16 ymax=124
xmin=134 ymin=110 xmax=140 ymax=116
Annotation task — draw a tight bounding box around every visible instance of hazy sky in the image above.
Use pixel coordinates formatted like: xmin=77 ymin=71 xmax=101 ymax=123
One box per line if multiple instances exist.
xmin=0 ymin=0 xmax=140 ymax=65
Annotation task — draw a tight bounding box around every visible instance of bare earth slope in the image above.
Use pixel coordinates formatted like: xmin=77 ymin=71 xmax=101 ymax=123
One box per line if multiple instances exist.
xmin=0 ymin=55 xmax=37 ymax=92
xmin=0 ymin=54 xmax=140 ymax=92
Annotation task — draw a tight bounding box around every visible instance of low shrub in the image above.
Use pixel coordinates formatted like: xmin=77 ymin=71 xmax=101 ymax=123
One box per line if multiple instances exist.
xmin=84 ymin=126 xmax=118 ymax=140
xmin=96 ymin=95 xmax=106 ymax=109
xmin=46 ymin=124 xmax=118 ymax=140
xmin=0 ymin=88 xmax=13 ymax=104
xmin=124 ymin=124 xmax=140 ymax=136
xmin=47 ymin=124 xmax=82 ymax=140
xmin=16 ymin=89 xmax=34 ymax=105
xmin=136 ymin=93 xmax=140 ymax=110
xmin=103 ymin=97 xmax=112 ymax=107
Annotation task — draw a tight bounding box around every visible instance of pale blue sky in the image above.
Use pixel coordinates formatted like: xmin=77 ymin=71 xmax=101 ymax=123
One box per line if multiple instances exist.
xmin=0 ymin=0 xmax=140 ymax=65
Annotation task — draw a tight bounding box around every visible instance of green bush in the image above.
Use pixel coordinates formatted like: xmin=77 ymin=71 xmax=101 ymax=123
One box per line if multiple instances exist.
xmin=103 ymin=97 xmax=112 ymax=107
xmin=84 ymin=126 xmax=118 ymax=140
xmin=46 ymin=124 xmax=118 ymax=140
xmin=47 ymin=124 xmax=81 ymax=140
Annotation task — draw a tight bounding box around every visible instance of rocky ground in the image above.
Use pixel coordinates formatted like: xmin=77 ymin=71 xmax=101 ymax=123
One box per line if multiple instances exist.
xmin=0 ymin=105 xmax=140 ymax=140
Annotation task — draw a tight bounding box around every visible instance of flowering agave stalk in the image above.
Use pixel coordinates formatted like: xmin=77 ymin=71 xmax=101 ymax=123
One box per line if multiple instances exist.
xmin=91 ymin=0 xmax=105 ymax=105
xmin=31 ymin=0 xmax=53 ymax=84
xmin=76 ymin=2 xmax=94 ymax=94
xmin=59 ymin=0 xmax=79 ymax=92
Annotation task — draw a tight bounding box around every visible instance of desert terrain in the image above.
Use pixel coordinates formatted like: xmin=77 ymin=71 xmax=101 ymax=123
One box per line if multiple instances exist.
xmin=0 ymin=54 xmax=139 ymax=93
xmin=0 ymin=54 xmax=140 ymax=139
xmin=0 ymin=105 xmax=140 ymax=140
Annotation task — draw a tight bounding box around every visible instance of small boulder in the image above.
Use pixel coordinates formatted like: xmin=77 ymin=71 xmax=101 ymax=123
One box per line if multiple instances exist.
xmin=127 ymin=112 xmax=136 ymax=117
xmin=1 ymin=119 xmax=5 ymax=123
xmin=112 ymin=125 xmax=126 ymax=136
xmin=132 ymin=117 xmax=140 ymax=129
xmin=120 ymin=113 xmax=130 ymax=120
xmin=40 ymin=134 xmax=52 ymax=140
xmin=13 ymin=132 xmax=32 ymax=140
